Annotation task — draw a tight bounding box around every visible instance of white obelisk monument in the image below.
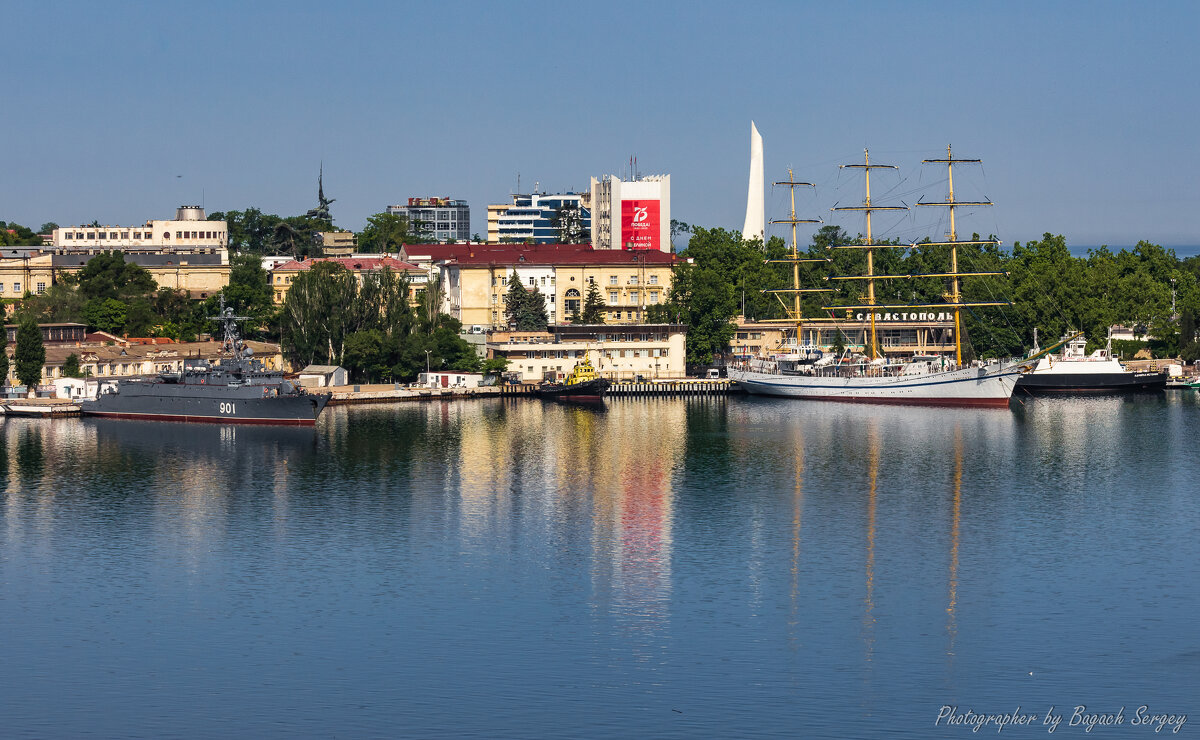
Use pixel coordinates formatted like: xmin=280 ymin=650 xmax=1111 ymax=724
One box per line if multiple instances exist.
xmin=742 ymin=121 xmax=765 ymax=242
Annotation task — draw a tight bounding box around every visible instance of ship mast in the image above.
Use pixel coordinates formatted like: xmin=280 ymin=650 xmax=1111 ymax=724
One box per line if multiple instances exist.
xmin=916 ymin=146 xmax=998 ymax=366
xmin=821 ymin=147 xmax=1008 ymax=365
xmin=829 ymin=150 xmax=908 ymax=359
xmin=760 ymin=168 xmax=829 ymax=349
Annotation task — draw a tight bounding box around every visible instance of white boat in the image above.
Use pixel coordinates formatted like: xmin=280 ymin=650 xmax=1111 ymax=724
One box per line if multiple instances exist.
xmin=1015 ymin=334 xmax=1166 ymax=394
xmin=729 ymin=148 xmax=1019 ymax=408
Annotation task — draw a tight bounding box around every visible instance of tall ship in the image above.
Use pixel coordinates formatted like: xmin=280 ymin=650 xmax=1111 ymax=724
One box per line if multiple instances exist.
xmin=1016 ymin=332 xmax=1167 ymax=394
xmin=729 ymin=148 xmax=1021 ymax=407
xmin=80 ymin=300 xmax=330 ymax=425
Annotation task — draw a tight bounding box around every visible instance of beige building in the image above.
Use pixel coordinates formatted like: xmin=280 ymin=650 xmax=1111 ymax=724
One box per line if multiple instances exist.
xmin=731 ymin=311 xmax=959 ymax=361
xmin=422 ymin=244 xmax=677 ymax=329
xmin=0 ymin=253 xmax=56 ymax=313
xmin=488 ymin=324 xmax=687 ymax=382
xmin=320 ymin=231 xmax=357 ymax=256
xmin=51 ymin=253 xmax=230 ymax=298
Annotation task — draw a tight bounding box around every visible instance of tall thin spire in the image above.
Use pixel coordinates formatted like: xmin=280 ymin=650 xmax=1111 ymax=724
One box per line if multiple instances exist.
xmin=742 ymin=121 xmax=765 ymax=242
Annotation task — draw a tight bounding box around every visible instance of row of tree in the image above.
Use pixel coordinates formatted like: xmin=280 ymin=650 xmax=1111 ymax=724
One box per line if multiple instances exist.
xmin=651 ymin=226 xmax=1200 ymax=366
xmin=280 ymin=261 xmax=503 ymax=382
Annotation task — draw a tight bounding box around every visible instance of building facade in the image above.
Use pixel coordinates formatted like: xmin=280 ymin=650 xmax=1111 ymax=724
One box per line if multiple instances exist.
xmin=430 ymin=244 xmax=677 ymax=329
xmin=386 ymin=198 xmax=470 ymax=242
xmin=487 ymin=192 xmax=591 ymax=244
xmin=590 ymin=174 xmax=671 ymax=252
xmin=50 ymin=206 xmax=228 ymax=257
xmin=488 ymin=324 xmax=687 ymax=382
xmin=729 ymin=312 xmax=960 ymax=362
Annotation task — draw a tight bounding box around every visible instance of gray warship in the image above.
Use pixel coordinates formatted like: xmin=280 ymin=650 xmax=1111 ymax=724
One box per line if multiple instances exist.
xmin=80 ymin=301 xmax=330 ymax=426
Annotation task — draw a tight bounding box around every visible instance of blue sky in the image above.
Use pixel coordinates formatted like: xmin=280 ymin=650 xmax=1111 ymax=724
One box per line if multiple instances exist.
xmin=4 ymin=0 xmax=1198 ymax=248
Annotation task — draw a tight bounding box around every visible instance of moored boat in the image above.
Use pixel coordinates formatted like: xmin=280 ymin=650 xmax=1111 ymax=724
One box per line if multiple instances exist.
xmin=79 ymin=300 xmax=330 ymax=425
xmin=534 ymin=359 xmax=611 ymax=401
xmin=1016 ymin=334 xmax=1167 ymax=394
xmin=729 ymin=148 xmax=1019 ymax=408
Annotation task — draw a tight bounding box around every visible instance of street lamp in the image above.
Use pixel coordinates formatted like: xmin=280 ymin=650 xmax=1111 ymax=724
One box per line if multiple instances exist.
xmin=424 ymin=349 xmax=431 ymax=379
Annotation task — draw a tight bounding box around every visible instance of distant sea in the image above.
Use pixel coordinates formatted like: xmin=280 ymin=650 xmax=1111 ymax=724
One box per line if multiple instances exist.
xmin=1069 ymin=244 xmax=1200 ymax=258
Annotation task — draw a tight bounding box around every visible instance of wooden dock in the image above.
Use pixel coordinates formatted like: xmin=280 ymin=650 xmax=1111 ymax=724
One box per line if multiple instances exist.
xmin=1 ymin=398 xmax=82 ymax=417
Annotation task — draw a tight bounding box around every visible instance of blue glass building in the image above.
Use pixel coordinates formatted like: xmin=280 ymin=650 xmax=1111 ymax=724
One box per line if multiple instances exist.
xmin=493 ymin=193 xmax=591 ymax=244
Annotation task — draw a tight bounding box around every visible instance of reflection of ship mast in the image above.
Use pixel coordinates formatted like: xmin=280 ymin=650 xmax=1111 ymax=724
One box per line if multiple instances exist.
xmin=863 ymin=422 xmax=878 ymax=662
xmin=789 ymin=425 xmax=805 ymax=647
xmin=761 ymin=168 xmax=830 ymax=349
xmin=947 ymin=425 xmax=963 ymax=657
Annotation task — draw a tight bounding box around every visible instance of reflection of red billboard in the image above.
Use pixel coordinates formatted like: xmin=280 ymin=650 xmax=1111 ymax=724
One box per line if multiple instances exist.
xmin=620 ymin=200 xmax=660 ymax=251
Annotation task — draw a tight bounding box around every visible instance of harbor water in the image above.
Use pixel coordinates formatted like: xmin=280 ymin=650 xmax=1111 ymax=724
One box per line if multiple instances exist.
xmin=1 ymin=395 xmax=1197 ymax=738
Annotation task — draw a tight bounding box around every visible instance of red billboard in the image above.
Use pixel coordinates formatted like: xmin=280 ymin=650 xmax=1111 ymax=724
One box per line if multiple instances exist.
xmin=620 ymin=200 xmax=660 ymax=251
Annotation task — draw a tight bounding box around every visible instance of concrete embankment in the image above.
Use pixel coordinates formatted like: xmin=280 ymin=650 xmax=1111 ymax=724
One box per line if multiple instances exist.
xmin=325 ymin=379 xmax=741 ymax=405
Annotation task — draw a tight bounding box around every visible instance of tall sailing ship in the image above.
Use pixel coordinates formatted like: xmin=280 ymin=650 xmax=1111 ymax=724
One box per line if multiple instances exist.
xmin=729 ymin=147 xmax=1021 ymax=407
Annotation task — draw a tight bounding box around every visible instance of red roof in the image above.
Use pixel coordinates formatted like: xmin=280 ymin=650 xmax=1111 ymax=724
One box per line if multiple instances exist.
xmin=400 ymin=243 xmax=676 ymax=267
xmin=274 ymin=256 xmax=424 ymax=272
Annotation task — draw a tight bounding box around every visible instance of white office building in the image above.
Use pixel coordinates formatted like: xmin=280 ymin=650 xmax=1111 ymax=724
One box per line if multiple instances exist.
xmin=51 ymin=206 xmax=228 ymax=256
xmin=589 ymin=174 xmax=671 ymax=252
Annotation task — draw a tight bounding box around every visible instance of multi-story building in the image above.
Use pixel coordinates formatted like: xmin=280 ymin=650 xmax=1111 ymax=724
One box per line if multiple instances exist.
xmin=487 ymin=192 xmax=591 ymax=244
xmin=270 ymin=255 xmax=428 ymax=305
xmin=429 ymin=244 xmax=677 ymax=329
xmin=386 ymin=197 xmax=470 ymax=242
xmin=50 ymin=206 xmax=229 ymax=259
xmin=487 ymin=324 xmax=687 ymax=382
xmin=590 ymin=174 xmax=671 ymax=252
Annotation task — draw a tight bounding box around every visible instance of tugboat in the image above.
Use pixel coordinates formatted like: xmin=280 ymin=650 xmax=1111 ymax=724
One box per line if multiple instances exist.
xmin=1016 ymin=333 xmax=1167 ymax=395
xmin=534 ymin=358 xmax=611 ymax=402
xmin=79 ymin=299 xmax=331 ymax=425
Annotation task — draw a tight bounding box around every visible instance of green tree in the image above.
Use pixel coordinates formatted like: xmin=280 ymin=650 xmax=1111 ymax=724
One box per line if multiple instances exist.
xmin=503 ymin=271 xmax=550 ymax=330
xmin=580 ymin=280 xmax=606 ymax=324
xmin=0 ymin=345 xmax=9 ymax=388
xmin=77 ymin=251 xmax=156 ymax=302
xmin=358 ymin=213 xmax=419 ymax=253
xmin=281 ymin=261 xmax=359 ymax=367
xmin=83 ymin=298 xmax=128 ymax=334
xmin=14 ymin=314 xmax=45 ymax=392
xmin=61 ymin=353 xmax=82 ymax=378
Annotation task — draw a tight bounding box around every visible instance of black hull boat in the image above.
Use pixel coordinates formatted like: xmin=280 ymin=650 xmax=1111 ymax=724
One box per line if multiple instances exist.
xmin=534 ymin=358 xmax=610 ymax=402
xmin=1016 ymin=334 xmax=1167 ymax=395
xmin=534 ymin=377 xmax=611 ymax=402
xmin=1016 ymin=370 xmax=1167 ymax=394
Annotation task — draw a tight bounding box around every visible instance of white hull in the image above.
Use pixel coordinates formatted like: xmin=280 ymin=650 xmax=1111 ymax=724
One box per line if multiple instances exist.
xmin=729 ymin=363 xmax=1019 ymax=408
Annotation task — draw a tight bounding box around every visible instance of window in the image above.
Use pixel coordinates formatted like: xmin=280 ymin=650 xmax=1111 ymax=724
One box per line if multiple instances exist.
xmin=629 ymin=276 xmax=639 ymax=285
xmin=121 ymin=232 xmax=129 ymax=239
xmin=65 ymin=232 xmax=73 ymax=240
xmin=0 ymin=283 xmax=4 ymax=293
xmin=529 ymin=277 xmax=535 ymax=286
xmin=36 ymin=282 xmax=46 ymax=295
xmin=133 ymin=232 xmax=141 ymax=240
xmin=87 ymin=232 xmax=95 ymax=239
xmin=175 ymin=231 xmax=182 ymax=239
xmin=609 ymin=275 xmax=618 ymax=285
xmin=564 ymin=288 xmax=581 ymax=315
xmin=650 ymin=291 xmax=659 ymax=304
xmin=13 ymin=283 xmax=20 ymax=293
xmin=609 ymin=291 xmax=618 ymax=304
xmin=540 ymin=276 xmax=546 ymax=286
xmin=649 ymin=274 xmax=658 ymax=285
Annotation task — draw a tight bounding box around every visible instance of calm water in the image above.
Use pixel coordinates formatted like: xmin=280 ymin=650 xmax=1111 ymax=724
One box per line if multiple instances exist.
xmin=1 ymin=395 xmax=1197 ymax=738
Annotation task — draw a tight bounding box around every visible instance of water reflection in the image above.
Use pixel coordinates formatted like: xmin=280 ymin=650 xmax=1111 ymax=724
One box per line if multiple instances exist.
xmin=2 ymin=396 xmax=1197 ymax=739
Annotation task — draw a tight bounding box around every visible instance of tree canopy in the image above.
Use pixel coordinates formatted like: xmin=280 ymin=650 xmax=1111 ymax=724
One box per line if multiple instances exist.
xmin=14 ymin=314 xmax=45 ymax=390
xmin=504 ymin=270 xmax=549 ymax=330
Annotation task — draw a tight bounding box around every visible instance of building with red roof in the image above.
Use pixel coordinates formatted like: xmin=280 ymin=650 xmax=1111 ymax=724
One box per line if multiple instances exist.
xmin=270 ymin=255 xmax=428 ymax=305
